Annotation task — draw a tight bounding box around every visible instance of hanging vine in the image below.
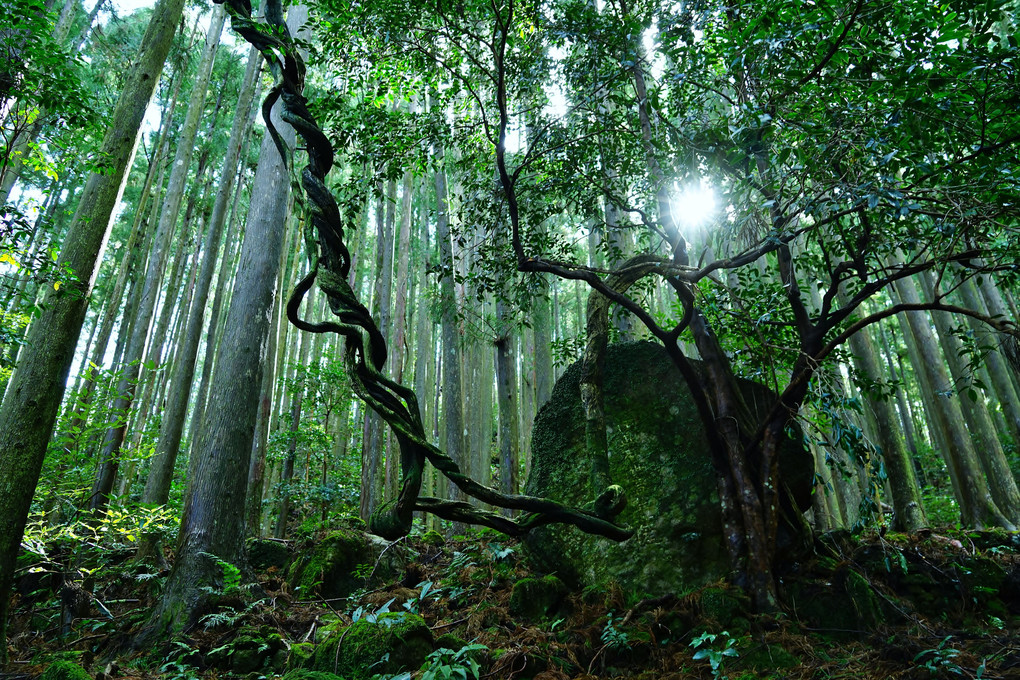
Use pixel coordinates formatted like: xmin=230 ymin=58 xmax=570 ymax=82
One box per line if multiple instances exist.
xmin=209 ymin=0 xmax=632 ymax=542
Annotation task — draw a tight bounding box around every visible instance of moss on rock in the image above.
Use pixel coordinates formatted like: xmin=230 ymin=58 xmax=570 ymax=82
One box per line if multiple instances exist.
xmin=287 ymin=529 xmax=366 ymax=599
xmin=247 ymin=538 xmax=291 ymax=572
xmin=785 ymin=567 xmax=886 ymax=636
xmin=434 ymin=633 xmax=469 ymax=652
xmin=206 ymin=625 xmax=286 ymax=673
xmin=311 ymin=611 xmax=434 ymax=679
xmin=286 ymin=642 xmax=316 ymax=671
xmin=39 ymin=660 xmax=92 ymax=680
xmin=738 ymin=643 xmax=801 ymax=671
xmin=421 ymin=529 xmax=445 ymax=547
xmin=281 ymin=671 xmax=345 ymax=680
xmin=699 ymin=586 xmax=749 ymax=632
xmin=524 ymin=342 xmax=813 ymax=597
xmin=508 ymin=575 xmax=568 ymax=620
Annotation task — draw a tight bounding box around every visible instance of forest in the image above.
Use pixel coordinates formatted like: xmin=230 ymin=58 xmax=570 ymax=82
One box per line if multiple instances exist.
xmin=1 ymin=0 xmax=1019 ymax=677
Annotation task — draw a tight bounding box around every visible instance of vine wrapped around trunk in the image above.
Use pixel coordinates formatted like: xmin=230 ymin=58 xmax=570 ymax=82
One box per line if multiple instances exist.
xmin=210 ymin=0 xmax=632 ymax=543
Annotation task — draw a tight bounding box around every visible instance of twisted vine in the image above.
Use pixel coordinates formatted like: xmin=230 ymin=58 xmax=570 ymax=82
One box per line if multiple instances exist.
xmin=211 ymin=0 xmax=632 ymax=542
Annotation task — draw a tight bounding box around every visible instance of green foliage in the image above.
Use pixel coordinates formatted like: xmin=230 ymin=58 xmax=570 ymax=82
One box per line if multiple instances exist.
xmin=38 ymin=659 xmax=92 ymax=680
xmin=158 ymin=641 xmax=202 ymax=680
xmin=198 ymin=552 xmax=245 ymax=596
xmin=690 ymin=630 xmax=740 ymax=680
xmin=402 ymin=580 xmax=441 ymax=614
xmin=21 ymin=503 xmax=175 ymax=561
xmin=913 ymin=636 xmax=967 ymax=676
xmin=419 ymin=644 xmax=488 ymax=680
xmin=600 ymin=612 xmax=631 ymax=651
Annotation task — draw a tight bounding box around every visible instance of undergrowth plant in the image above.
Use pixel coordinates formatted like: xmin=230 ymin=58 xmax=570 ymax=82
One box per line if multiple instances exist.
xmin=690 ymin=630 xmax=739 ymax=680
xmin=419 ymin=644 xmax=488 ymax=680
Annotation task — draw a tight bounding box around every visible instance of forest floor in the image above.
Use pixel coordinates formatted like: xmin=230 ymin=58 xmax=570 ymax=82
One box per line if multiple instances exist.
xmin=3 ymin=526 xmax=1019 ymax=680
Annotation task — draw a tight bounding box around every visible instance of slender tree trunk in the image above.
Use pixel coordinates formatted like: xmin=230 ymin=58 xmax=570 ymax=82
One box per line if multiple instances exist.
xmin=383 ymin=169 xmax=414 ymax=501
xmin=920 ymin=272 xmax=1020 ymax=523
xmin=891 ymin=274 xmax=1013 ymax=529
xmin=275 ymin=300 xmax=313 ymax=539
xmin=432 ymin=120 xmax=465 ymax=517
xmin=190 ymin=163 xmax=248 ymax=439
xmin=89 ymin=7 xmax=225 ymax=512
xmin=495 ymin=301 xmax=519 ymax=507
xmin=0 ymin=0 xmax=186 ymax=661
xmin=360 ymin=180 xmax=395 ymax=520
xmin=139 ymin=47 xmax=261 ymax=538
xmin=144 ymin=4 xmax=306 ymax=636
xmin=841 ymin=296 xmax=927 ymax=531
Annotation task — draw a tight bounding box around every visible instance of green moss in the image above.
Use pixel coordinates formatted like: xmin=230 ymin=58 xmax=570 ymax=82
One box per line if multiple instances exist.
xmin=509 ymin=575 xmax=568 ymax=620
xmin=786 ymin=568 xmax=886 ymax=637
xmin=281 ymin=671 xmax=345 ymax=680
xmin=247 ymin=538 xmax=291 ymax=572
xmin=434 ymin=633 xmax=469 ymax=652
xmin=844 ymin=569 xmax=883 ymax=628
xmin=311 ymin=612 xmax=433 ymax=679
xmin=39 ymin=660 xmax=92 ymax=680
xmin=421 ymin=529 xmax=445 ymax=546
xmin=738 ymin=643 xmax=801 ymax=671
xmin=524 ymin=342 xmax=812 ymax=598
xmin=287 ymin=642 xmax=316 ymax=671
xmin=287 ymin=529 xmax=369 ymax=599
xmin=206 ymin=625 xmax=285 ymax=674
xmin=699 ymin=586 xmax=748 ymax=631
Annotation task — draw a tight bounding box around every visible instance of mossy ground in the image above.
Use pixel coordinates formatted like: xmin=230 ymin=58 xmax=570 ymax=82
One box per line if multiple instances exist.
xmin=4 ymin=527 xmax=1019 ymax=679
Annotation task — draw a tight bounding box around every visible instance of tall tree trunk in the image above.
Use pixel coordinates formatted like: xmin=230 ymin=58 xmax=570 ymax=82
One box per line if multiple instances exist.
xmin=431 ymin=118 xmax=465 ymax=518
xmin=0 ymin=0 xmax=186 ymax=661
xmin=384 ymin=169 xmax=414 ymax=501
xmin=920 ymin=271 xmax=1020 ymax=523
xmin=139 ymin=46 xmax=261 ymax=541
xmin=89 ymin=7 xmax=226 ymax=513
xmin=360 ymin=180 xmax=395 ymax=520
xmin=275 ymin=296 xmax=313 ymax=539
xmin=190 ymin=165 xmax=248 ymax=439
xmin=891 ymin=274 xmax=1013 ymax=529
xmin=841 ymin=297 xmax=927 ymax=531
xmin=495 ymin=301 xmax=519 ymax=507
xmin=144 ymin=4 xmax=306 ymax=636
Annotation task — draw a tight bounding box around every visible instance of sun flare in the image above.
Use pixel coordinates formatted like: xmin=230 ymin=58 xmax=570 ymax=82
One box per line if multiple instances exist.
xmin=673 ymin=184 xmax=717 ymax=228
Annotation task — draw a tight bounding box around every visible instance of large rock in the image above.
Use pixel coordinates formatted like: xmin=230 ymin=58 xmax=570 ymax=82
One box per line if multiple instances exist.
xmin=524 ymin=341 xmax=813 ymax=597
xmin=287 ymin=529 xmax=412 ymax=601
xmin=310 ymin=612 xmax=434 ymax=679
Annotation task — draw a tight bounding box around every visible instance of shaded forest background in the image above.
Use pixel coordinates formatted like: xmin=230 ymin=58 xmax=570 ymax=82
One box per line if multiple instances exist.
xmin=0 ymin=0 xmax=1019 ymax=675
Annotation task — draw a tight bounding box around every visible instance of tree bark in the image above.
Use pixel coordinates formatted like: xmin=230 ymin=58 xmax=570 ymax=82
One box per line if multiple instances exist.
xmin=432 ymin=120 xmax=465 ymax=517
xmin=143 ymin=4 xmax=306 ymax=636
xmin=0 ymin=0 xmax=186 ymax=661
xmin=891 ymin=274 xmax=1013 ymax=529
xmin=89 ymin=6 xmax=225 ymax=513
xmin=841 ymin=296 xmax=927 ymax=531
xmin=141 ymin=44 xmax=260 ymax=516
xmin=495 ymin=301 xmax=519 ymax=506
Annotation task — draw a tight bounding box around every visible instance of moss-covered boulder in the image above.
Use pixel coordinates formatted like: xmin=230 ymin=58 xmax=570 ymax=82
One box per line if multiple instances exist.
xmin=699 ymin=586 xmax=750 ymax=633
xmin=248 ymin=538 xmax=291 ymax=573
xmin=524 ymin=342 xmax=813 ymax=597
xmin=310 ymin=612 xmax=434 ymax=679
xmin=737 ymin=642 xmax=801 ymax=672
xmin=286 ymin=642 xmax=316 ymax=671
xmin=434 ymin=633 xmax=470 ymax=652
xmin=39 ymin=660 xmax=92 ymax=680
xmin=785 ymin=567 xmax=887 ymax=636
xmin=287 ymin=529 xmax=410 ymax=600
xmin=508 ymin=575 xmax=568 ymax=620
xmin=281 ymin=671 xmax=345 ymax=680
xmin=206 ymin=625 xmax=287 ymax=673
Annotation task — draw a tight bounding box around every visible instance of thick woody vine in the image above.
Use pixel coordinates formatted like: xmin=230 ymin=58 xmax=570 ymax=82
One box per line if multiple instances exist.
xmin=210 ymin=0 xmax=632 ymax=542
